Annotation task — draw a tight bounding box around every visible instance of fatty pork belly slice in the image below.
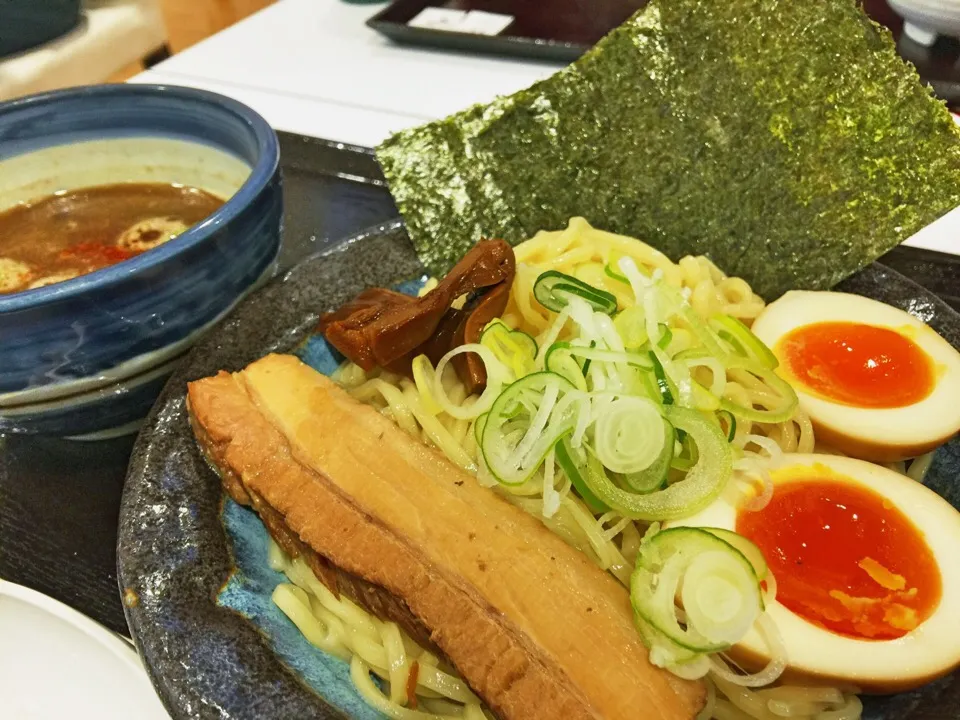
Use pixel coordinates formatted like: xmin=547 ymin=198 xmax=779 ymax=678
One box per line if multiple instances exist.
xmin=187 ymin=354 xmax=704 ymax=720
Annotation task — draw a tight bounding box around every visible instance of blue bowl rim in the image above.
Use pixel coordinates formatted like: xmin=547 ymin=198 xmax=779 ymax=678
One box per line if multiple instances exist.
xmin=0 ymin=83 xmax=280 ymax=313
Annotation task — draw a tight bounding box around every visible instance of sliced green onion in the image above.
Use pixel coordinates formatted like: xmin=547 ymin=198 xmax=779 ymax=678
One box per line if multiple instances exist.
xmin=481 ymin=372 xmax=580 ymax=486
xmin=634 ymin=613 xmax=704 ymax=669
xmin=594 ymin=396 xmax=666 ymax=474
xmin=579 ymin=340 xmax=597 ymax=378
xmin=534 ymin=306 xmax=571 ymax=370
xmin=630 ymin=527 xmax=763 ymax=656
xmin=716 ymin=409 xmax=737 ymax=442
xmin=650 ymin=347 xmax=720 ymax=412
xmin=619 ymin=418 xmax=674 ymax=494
xmin=710 ymin=314 xmax=778 ymax=370
xmin=552 ymin=342 xmax=654 ymax=371
xmin=575 ymin=405 xmax=732 ymax=521
xmin=657 ymin=325 xmax=673 ymax=350
xmin=474 ymin=412 xmax=488 ymax=446
xmin=545 ymin=340 xmax=655 ymax=397
xmin=555 ymin=438 xmax=610 ymax=513
xmin=699 ymin=527 xmax=768 ymax=582
xmin=664 ymin=654 xmax=712 ymax=681
xmin=648 ymin=351 xmax=675 ymax=405
xmin=613 ymin=306 xmax=649 ymax=349
xmin=480 ymin=319 xmax=538 ymax=380
xmin=708 ymin=612 xmax=787 ymax=688
xmin=682 ymin=549 xmax=762 ymax=643
xmin=641 ymin=277 xmax=728 ymax=361
xmin=534 ymin=270 xmax=618 ymax=315
xmin=433 ymin=344 xmax=508 ymax=420
xmin=720 ymin=358 xmax=798 ymax=423
xmin=670 ymin=430 xmax=699 ymax=470
xmin=675 ymin=348 xmax=727 ymax=398
xmin=604 ymin=252 xmax=631 ymax=283
xmin=636 ymin=367 xmax=663 ymax=406
xmin=544 ymin=343 xmax=588 ymax=391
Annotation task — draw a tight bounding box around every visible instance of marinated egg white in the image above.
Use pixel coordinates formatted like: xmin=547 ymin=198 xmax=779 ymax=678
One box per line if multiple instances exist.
xmin=672 ymin=454 xmax=960 ymax=693
xmin=751 ymin=291 xmax=960 ymax=462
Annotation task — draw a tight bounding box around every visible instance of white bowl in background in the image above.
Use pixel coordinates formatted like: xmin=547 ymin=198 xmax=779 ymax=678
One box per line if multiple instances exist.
xmin=888 ymin=0 xmax=960 ymax=45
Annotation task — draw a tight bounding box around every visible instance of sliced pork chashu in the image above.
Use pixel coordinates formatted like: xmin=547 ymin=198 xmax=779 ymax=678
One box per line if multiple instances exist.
xmin=187 ymin=353 xmax=705 ymax=720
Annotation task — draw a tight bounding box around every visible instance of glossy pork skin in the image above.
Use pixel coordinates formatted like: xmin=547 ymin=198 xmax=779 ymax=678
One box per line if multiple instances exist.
xmin=187 ymin=353 xmax=704 ymax=720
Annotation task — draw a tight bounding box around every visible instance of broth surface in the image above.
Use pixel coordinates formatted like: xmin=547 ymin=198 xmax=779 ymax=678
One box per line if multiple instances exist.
xmin=0 ymin=182 xmax=224 ymax=294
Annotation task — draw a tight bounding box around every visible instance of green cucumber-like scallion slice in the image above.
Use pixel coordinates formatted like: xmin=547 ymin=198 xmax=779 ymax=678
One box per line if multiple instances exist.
xmin=474 ymin=412 xmax=488 ymax=446
xmin=480 ymin=319 xmax=538 ymax=379
xmin=719 ymin=358 xmax=798 ymax=423
xmin=534 ymin=270 xmax=618 ymax=315
xmin=544 ymin=343 xmax=588 ymax=391
xmin=604 ymin=252 xmax=651 ymax=284
xmin=580 ymin=340 xmax=597 ymax=378
xmin=656 ymin=324 xmax=673 ymax=350
xmin=594 ymin=396 xmax=667 ymax=475
xmin=619 ymin=418 xmax=675 ymax=494
xmin=630 ymin=527 xmax=763 ymax=656
xmin=480 ymin=371 xmax=579 ymax=486
xmin=699 ymin=527 xmax=769 ymax=582
xmin=710 ymin=314 xmax=779 ymax=370
xmin=716 ymin=409 xmax=737 ymax=443
xmin=555 ymin=438 xmax=610 ymax=513
xmin=648 ymin=351 xmax=675 ymax=405
xmin=613 ymin=305 xmax=649 ymax=349
xmin=575 ymin=405 xmax=732 ymax=521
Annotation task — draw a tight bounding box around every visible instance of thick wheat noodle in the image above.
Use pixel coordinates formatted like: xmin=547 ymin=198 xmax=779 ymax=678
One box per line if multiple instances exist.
xmin=514 ymin=263 xmax=550 ymax=329
xmin=272 ymin=547 xmax=490 ymax=719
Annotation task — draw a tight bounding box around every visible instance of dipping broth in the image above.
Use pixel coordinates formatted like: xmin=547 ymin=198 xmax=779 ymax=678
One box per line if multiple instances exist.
xmin=0 ymin=182 xmax=224 ymax=294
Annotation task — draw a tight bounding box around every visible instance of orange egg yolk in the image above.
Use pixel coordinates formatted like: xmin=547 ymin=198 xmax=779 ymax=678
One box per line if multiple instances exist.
xmin=736 ymin=470 xmax=942 ymax=640
xmin=774 ymin=321 xmax=935 ymax=408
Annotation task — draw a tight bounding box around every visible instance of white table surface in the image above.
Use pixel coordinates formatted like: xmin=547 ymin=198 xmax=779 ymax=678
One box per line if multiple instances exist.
xmin=133 ymin=0 xmax=558 ymax=147
xmin=133 ymin=0 xmax=957 ymax=256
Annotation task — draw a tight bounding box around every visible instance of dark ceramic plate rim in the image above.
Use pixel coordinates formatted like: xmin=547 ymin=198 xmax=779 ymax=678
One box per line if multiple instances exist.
xmin=366 ymin=12 xmax=588 ymax=49
xmin=118 ymin=221 xmax=960 ymax=720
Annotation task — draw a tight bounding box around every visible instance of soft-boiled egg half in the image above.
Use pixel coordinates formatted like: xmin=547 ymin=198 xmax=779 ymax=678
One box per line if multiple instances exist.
xmin=671 ymin=453 xmax=960 ymax=693
xmin=751 ymin=291 xmax=960 ymax=462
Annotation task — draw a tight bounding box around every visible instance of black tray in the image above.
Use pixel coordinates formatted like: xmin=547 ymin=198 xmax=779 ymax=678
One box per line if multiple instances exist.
xmin=368 ymin=0 xmax=647 ymax=62
xmin=0 ymin=129 xmax=957 ymax=640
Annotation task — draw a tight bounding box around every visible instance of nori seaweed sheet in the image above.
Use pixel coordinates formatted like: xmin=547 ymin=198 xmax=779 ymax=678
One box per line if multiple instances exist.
xmin=377 ymin=0 xmax=960 ymax=300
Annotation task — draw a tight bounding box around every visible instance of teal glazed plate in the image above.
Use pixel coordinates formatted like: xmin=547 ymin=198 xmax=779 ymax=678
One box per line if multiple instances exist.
xmin=118 ymin=221 xmax=960 ymax=719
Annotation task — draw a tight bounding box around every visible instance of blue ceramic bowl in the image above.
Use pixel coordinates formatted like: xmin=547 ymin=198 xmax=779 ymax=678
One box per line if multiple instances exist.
xmin=0 ymin=84 xmax=282 ymax=437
